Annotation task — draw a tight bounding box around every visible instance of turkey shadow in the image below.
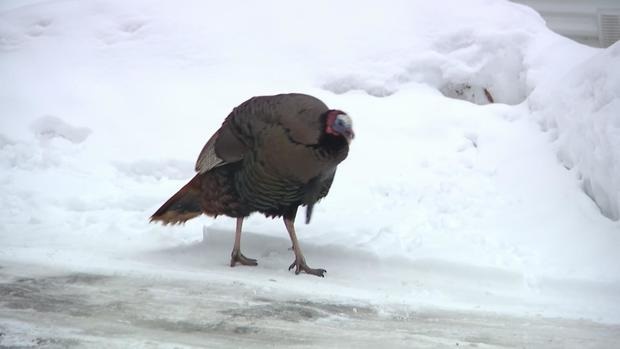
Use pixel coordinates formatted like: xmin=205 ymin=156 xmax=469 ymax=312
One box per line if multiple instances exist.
xmin=139 ymin=226 xmax=382 ymax=276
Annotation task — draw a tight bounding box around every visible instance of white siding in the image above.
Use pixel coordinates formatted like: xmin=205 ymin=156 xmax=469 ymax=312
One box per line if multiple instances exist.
xmin=512 ymin=0 xmax=620 ymax=47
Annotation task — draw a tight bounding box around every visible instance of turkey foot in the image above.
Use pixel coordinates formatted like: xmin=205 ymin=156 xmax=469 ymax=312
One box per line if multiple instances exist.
xmin=230 ymin=249 xmax=258 ymax=267
xmin=288 ymin=258 xmax=326 ymax=277
xmin=283 ymin=213 xmax=326 ymax=277
xmin=230 ymin=218 xmax=257 ymax=267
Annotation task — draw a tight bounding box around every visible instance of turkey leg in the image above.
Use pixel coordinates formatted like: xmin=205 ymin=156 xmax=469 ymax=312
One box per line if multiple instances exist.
xmin=284 ymin=213 xmax=326 ymax=277
xmin=230 ymin=217 xmax=258 ymax=267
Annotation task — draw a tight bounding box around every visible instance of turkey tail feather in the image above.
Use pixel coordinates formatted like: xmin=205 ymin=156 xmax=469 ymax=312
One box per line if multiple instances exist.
xmin=150 ymin=175 xmax=203 ymax=225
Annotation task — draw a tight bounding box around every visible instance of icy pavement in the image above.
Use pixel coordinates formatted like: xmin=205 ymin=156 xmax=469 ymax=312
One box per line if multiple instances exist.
xmin=1 ymin=229 xmax=619 ymax=349
xmin=1 ymin=267 xmax=619 ymax=348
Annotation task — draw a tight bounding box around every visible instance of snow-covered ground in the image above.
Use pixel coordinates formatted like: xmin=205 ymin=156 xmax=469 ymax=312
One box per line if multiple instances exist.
xmin=1 ymin=0 xmax=619 ymax=347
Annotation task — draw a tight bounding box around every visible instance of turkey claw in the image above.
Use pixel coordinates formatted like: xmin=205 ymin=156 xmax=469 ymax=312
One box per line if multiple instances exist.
xmin=230 ymin=249 xmax=258 ymax=267
xmin=288 ymin=259 xmax=326 ymax=277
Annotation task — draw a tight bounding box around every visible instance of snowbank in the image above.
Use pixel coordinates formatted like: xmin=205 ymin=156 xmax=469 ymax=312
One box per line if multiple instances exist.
xmin=529 ymin=42 xmax=620 ymax=220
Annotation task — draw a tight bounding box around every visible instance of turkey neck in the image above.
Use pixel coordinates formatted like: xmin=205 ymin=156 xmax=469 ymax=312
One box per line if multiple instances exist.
xmin=313 ymin=133 xmax=349 ymax=162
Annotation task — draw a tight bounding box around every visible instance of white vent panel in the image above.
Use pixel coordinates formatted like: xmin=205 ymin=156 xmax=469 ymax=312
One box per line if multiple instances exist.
xmin=598 ymin=9 xmax=620 ymax=47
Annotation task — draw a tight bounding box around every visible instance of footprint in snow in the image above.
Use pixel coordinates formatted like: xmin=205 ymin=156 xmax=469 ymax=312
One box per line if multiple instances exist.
xmin=98 ymin=18 xmax=148 ymax=45
xmin=30 ymin=115 xmax=92 ymax=144
xmin=27 ymin=18 xmax=53 ymax=37
xmin=119 ymin=20 xmax=145 ymax=34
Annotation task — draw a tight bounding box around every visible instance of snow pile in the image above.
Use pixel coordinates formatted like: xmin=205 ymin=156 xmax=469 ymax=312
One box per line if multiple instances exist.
xmin=317 ymin=2 xmax=544 ymax=105
xmin=529 ymin=42 xmax=620 ymax=220
xmin=1 ymin=0 xmax=620 ymax=324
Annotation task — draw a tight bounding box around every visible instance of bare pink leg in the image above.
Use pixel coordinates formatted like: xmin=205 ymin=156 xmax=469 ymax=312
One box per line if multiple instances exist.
xmin=230 ymin=217 xmax=257 ymax=267
xmin=284 ymin=217 xmax=326 ymax=277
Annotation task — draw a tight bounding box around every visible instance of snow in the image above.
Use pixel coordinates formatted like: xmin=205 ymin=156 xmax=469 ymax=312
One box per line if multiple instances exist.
xmin=529 ymin=41 xmax=620 ymax=220
xmin=1 ymin=0 xmax=620 ymax=346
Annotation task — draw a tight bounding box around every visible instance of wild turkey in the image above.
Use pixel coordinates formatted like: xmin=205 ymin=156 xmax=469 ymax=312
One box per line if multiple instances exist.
xmin=151 ymin=93 xmax=354 ymax=277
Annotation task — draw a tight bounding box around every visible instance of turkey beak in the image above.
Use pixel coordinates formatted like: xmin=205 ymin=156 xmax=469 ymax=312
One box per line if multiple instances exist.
xmin=345 ymin=129 xmax=355 ymax=143
xmin=331 ymin=112 xmax=354 ymax=143
xmin=332 ymin=120 xmax=354 ymax=143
